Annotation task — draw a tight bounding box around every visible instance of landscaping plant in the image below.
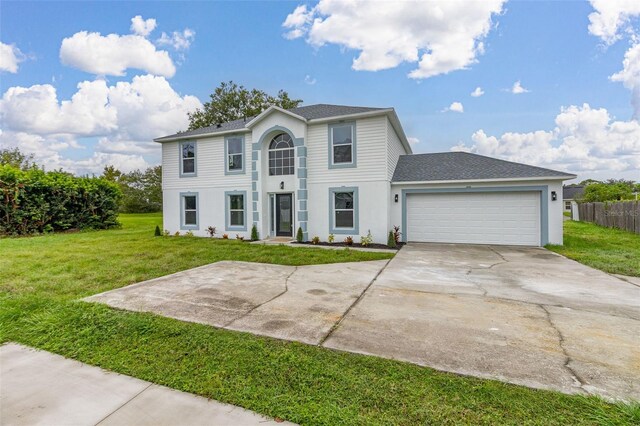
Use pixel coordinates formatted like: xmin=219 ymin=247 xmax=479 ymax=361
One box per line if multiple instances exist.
xmin=344 ymin=236 xmax=354 ymax=246
xmin=360 ymin=230 xmax=373 ymax=247
xmin=387 ymin=231 xmax=397 ymax=248
xmin=312 ymin=236 xmax=320 ymax=245
xmin=328 ymin=233 xmax=335 ymax=243
xmin=296 ymin=226 xmax=303 ymax=242
xmin=206 ymin=226 xmax=217 ymax=237
xmin=251 ymin=224 xmax=259 ymax=241
xmin=154 ymin=225 xmax=162 ymax=237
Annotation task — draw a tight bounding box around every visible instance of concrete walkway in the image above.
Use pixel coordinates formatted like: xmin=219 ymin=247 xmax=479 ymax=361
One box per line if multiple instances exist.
xmin=0 ymin=343 xmax=293 ymax=426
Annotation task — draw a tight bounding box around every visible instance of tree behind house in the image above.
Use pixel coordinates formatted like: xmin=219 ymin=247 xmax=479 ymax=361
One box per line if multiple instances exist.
xmin=102 ymin=165 xmax=162 ymax=213
xmin=187 ymin=81 xmax=302 ymax=130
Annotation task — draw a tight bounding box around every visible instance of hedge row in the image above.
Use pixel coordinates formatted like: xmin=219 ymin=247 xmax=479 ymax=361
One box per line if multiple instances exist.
xmin=0 ymin=165 xmax=122 ymax=235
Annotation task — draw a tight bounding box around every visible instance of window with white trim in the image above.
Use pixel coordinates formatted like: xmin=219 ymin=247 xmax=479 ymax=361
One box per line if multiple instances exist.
xmin=181 ymin=142 xmax=196 ymax=175
xmin=226 ymin=136 xmax=244 ymax=172
xmin=334 ymin=191 xmax=354 ymax=228
xmin=228 ymin=194 xmax=245 ymax=227
xmin=331 ymin=123 xmax=354 ymax=165
xmin=182 ymin=194 xmax=197 ymax=227
xmin=268 ymin=133 xmax=294 ymax=176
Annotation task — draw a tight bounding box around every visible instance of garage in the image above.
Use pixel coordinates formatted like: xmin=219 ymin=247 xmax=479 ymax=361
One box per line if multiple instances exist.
xmin=406 ymin=191 xmax=541 ymax=246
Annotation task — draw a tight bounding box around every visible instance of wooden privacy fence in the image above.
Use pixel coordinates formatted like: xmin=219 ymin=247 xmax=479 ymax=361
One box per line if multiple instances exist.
xmin=577 ymin=201 xmax=640 ymax=234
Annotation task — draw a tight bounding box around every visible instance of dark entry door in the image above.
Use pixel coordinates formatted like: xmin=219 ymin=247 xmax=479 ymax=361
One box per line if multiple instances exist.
xmin=276 ymin=194 xmax=293 ymax=237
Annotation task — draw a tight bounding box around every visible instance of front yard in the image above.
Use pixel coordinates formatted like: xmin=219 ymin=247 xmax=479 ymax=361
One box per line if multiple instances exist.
xmin=547 ymin=220 xmax=640 ymax=277
xmin=1 ymin=214 xmax=637 ymax=425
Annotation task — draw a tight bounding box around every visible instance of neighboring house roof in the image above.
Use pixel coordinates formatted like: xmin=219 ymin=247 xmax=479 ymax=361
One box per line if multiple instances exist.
xmin=563 ymin=185 xmax=584 ymax=200
xmin=391 ymin=152 xmax=576 ymax=183
xmin=154 ymin=104 xmax=389 ymax=142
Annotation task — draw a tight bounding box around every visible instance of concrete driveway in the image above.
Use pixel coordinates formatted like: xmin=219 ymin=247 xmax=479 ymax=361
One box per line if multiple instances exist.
xmin=86 ymin=244 xmax=640 ymax=400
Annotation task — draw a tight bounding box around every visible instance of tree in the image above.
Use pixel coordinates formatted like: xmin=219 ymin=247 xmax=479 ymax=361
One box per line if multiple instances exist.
xmin=581 ymin=182 xmax=634 ymax=202
xmin=101 ymin=165 xmax=162 ymax=213
xmin=0 ymin=148 xmax=38 ymax=170
xmin=187 ymin=81 xmax=303 ymax=130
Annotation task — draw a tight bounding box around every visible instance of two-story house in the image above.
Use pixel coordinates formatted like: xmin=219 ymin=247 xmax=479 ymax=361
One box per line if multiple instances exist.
xmin=155 ymin=104 xmax=575 ymax=246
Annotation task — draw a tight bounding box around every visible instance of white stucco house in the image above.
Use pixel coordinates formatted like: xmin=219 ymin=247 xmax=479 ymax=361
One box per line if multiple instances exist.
xmin=155 ymin=104 xmax=575 ymax=246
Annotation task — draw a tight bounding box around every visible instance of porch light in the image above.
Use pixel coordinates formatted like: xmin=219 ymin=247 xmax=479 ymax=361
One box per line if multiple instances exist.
xmin=280 ymin=181 xmax=284 ymax=190
xmin=551 ymin=191 xmax=557 ymax=201
xmin=394 ymin=194 xmax=399 ymax=203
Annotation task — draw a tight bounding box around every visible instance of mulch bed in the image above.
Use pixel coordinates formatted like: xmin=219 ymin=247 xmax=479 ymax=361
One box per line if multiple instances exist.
xmin=294 ymin=241 xmax=404 ymax=250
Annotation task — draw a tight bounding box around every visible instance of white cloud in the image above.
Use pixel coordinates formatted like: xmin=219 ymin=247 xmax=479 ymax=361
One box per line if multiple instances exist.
xmin=588 ymin=0 xmax=640 ymax=45
xmin=451 ymin=104 xmax=640 ymax=177
xmin=0 ymin=42 xmax=25 ymax=73
xmin=0 ymin=74 xmax=202 ymax=174
xmin=443 ymin=101 xmax=464 ymax=113
xmin=408 ymin=137 xmax=420 ymax=146
xmin=304 ymin=74 xmax=317 ymax=85
xmin=130 ymin=15 xmax=157 ymax=37
xmin=611 ymin=43 xmax=640 ymax=119
xmin=282 ymin=0 xmax=506 ymax=79
xmin=60 ymin=30 xmax=176 ymax=77
xmin=510 ymin=80 xmax=530 ymax=94
xmin=471 ymin=87 xmax=484 ymax=97
xmin=157 ymin=29 xmax=195 ymax=51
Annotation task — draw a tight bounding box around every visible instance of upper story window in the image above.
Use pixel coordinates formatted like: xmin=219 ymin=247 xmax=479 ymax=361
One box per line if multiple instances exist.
xmin=225 ymin=135 xmax=244 ymax=174
xmin=180 ymin=141 xmax=196 ymax=176
xmin=269 ymin=133 xmax=295 ymax=176
xmin=329 ymin=122 xmax=356 ymax=168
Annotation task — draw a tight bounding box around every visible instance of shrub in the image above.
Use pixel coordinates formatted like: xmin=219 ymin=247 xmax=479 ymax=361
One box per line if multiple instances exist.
xmin=174 ymin=231 xmax=180 ymax=237
xmin=185 ymin=230 xmax=194 ymax=237
xmin=393 ymin=225 xmax=402 ymax=245
xmin=360 ymin=230 xmax=373 ymax=247
xmin=344 ymin=236 xmax=353 ymax=246
xmin=311 ymin=236 xmax=320 ymax=245
xmin=206 ymin=226 xmax=217 ymax=237
xmin=154 ymin=225 xmax=162 ymax=237
xmin=163 ymin=229 xmax=170 ymax=237
xmin=0 ymin=165 xmax=121 ymax=235
xmin=222 ymin=234 xmax=229 ymax=239
xmin=251 ymin=224 xmax=259 ymax=241
xmin=296 ymin=226 xmax=303 ymax=242
xmin=387 ymin=231 xmax=397 ymax=248
xmin=236 ymin=234 xmax=244 ymax=241
xmin=328 ymin=233 xmax=335 ymax=243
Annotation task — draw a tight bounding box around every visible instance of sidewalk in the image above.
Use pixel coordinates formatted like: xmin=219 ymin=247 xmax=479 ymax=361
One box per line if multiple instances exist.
xmin=1 ymin=343 xmax=294 ymax=426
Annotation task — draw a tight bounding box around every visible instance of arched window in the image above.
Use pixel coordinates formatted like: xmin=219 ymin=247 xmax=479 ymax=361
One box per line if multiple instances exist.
xmin=268 ymin=133 xmax=295 ymax=176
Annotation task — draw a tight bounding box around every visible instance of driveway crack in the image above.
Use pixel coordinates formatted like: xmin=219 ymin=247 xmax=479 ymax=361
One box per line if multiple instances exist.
xmin=539 ymin=305 xmax=587 ymax=391
xmin=223 ymin=266 xmax=297 ymax=327
xmin=463 ymin=246 xmax=509 ymax=296
xmin=318 ymin=259 xmax=392 ymax=346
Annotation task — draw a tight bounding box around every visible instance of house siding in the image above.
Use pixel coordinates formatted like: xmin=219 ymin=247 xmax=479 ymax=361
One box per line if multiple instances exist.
xmin=386 ymin=118 xmax=407 ymax=181
xmin=162 ymin=133 xmax=252 ymax=190
xmin=307 ymin=116 xmax=388 ymax=183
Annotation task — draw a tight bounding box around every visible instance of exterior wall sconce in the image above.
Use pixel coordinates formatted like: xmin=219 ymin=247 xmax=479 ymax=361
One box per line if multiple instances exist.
xmin=394 ymin=194 xmax=399 ymax=203
xmin=280 ymin=181 xmax=284 ymax=190
xmin=551 ymin=191 xmax=557 ymax=201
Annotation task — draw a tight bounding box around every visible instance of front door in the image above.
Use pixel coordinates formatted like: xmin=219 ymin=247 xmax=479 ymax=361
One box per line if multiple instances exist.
xmin=275 ymin=194 xmax=293 ymax=237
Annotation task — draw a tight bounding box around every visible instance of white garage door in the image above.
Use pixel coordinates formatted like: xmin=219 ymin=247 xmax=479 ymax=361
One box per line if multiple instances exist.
xmin=407 ymin=192 xmax=541 ymax=246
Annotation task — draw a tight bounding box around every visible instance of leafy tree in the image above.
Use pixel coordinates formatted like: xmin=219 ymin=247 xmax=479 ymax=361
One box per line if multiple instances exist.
xmin=188 ymin=81 xmax=302 ymax=130
xmin=101 ymin=165 xmax=162 ymax=213
xmin=581 ymin=182 xmax=634 ymax=202
xmin=0 ymin=148 xmax=38 ymax=170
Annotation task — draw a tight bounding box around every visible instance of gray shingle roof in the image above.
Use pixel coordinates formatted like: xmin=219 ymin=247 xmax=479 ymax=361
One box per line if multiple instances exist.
xmin=563 ymin=185 xmax=584 ymax=200
xmin=392 ymin=152 xmax=575 ymax=182
xmin=154 ymin=104 xmax=388 ymax=141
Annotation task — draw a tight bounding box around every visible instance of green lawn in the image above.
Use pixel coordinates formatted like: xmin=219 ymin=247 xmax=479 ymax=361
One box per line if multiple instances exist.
xmin=547 ymin=220 xmax=640 ymax=277
xmin=1 ymin=214 xmax=637 ymax=425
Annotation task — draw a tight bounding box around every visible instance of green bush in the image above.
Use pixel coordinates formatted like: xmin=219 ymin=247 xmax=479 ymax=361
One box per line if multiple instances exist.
xmin=251 ymin=224 xmax=259 ymax=241
xmin=296 ymin=226 xmax=303 ymax=242
xmin=0 ymin=165 xmax=122 ymax=235
xmin=154 ymin=225 xmax=162 ymax=237
xmin=387 ymin=231 xmax=396 ymax=248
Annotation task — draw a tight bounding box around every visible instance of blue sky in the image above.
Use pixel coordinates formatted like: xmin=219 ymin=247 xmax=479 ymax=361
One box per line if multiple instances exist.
xmin=1 ymin=1 xmax=639 ymax=182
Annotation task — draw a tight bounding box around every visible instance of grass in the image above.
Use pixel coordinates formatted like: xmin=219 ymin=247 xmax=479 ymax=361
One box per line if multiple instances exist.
xmin=1 ymin=213 xmax=638 ymax=425
xmin=547 ymin=220 xmax=640 ymax=277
